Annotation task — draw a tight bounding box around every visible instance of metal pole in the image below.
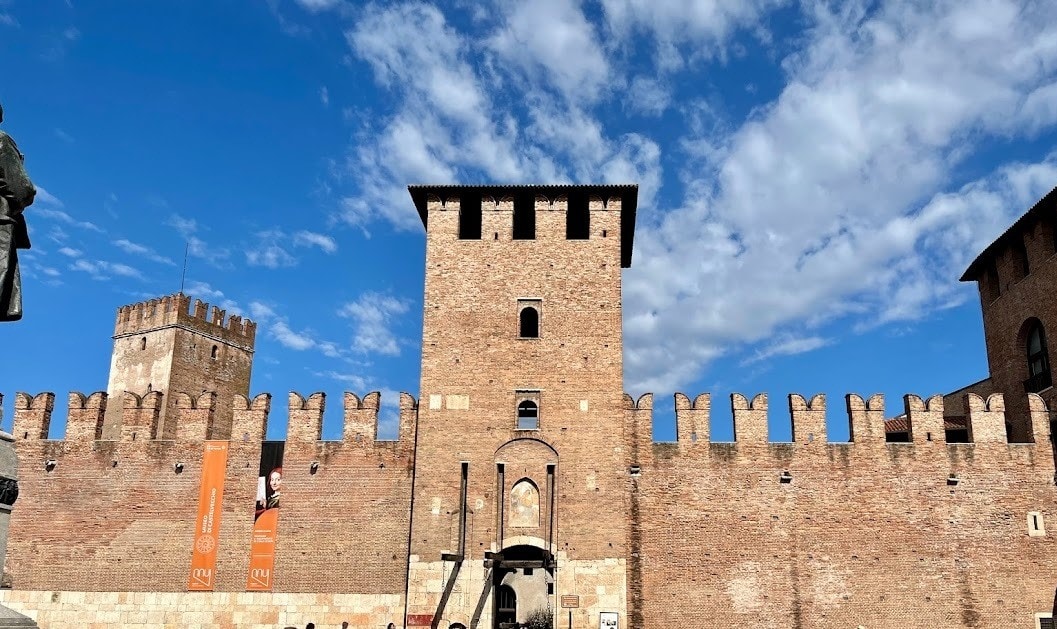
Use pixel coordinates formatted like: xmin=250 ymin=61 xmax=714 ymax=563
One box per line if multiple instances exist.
xmin=568 ymin=609 xmax=572 ymax=629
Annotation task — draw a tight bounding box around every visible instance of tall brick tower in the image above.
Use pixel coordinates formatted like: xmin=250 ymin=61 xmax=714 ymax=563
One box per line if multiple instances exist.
xmin=406 ymin=185 xmax=637 ymax=629
xmin=102 ymin=293 xmax=256 ymax=440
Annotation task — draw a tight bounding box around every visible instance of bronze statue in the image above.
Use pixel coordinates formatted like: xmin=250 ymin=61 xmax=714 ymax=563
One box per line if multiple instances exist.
xmin=0 ymin=101 xmax=35 ymax=322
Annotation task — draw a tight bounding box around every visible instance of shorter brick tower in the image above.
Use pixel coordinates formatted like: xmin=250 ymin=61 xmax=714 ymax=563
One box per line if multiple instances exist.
xmin=102 ymin=293 xmax=256 ymax=440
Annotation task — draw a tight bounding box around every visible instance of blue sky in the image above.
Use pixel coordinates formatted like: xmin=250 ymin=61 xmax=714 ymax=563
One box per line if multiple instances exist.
xmin=1 ymin=0 xmax=1056 ymax=442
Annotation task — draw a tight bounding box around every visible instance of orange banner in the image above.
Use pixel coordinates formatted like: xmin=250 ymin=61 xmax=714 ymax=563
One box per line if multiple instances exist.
xmin=246 ymin=508 xmax=279 ymax=590
xmin=187 ymin=441 xmax=229 ymax=591
xmin=246 ymin=441 xmax=283 ymax=591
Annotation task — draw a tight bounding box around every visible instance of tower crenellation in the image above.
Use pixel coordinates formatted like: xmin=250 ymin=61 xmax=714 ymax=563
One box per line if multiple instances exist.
xmin=103 ymin=292 xmax=255 ymax=441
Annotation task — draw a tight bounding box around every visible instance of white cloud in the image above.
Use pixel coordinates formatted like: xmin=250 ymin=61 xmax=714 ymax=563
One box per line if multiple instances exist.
xmin=622 ymin=0 xmax=1057 ymax=392
xmin=32 ymin=194 xmax=104 ymax=233
xmin=113 ymin=238 xmax=176 ymax=265
xmin=601 ymin=0 xmax=787 ymax=63
xmin=338 ymin=292 xmax=410 ymax=356
xmin=164 ymin=214 xmax=230 ymax=267
xmin=245 ymin=230 xmax=297 ymax=268
xmin=342 ymin=2 xmax=664 ymax=228
xmin=248 ymin=301 xmax=278 ymax=321
xmin=319 ymin=85 xmax=330 ymax=106
xmin=740 ymin=335 xmax=832 ymax=366
xmin=270 ymin=320 xmax=317 ymax=351
xmin=57 ymin=247 xmax=81 ymax=257
xmin=625 ymin=76 xmax=672 ymax=117
xmin=295 ymin=0 xmax=341 ymax=11
xmin=293 ymin=230 xmax=338 ymax=253
xmin=53 ymin=128 xmax=74 ymax=143
xmin=249 ymin=300 xmax=346 ymax=357
xmin=68 ymin=259 xmax=143 ymax=281
xmin=488 ymin=0 xmax=610 ymax=101
xmin=186 ymin=235 xmax=230 ymax=267
xmin=34 ymin=186 xmax=63 ymax=207
xmin=166 ymin=214 xmax=198 ymax=237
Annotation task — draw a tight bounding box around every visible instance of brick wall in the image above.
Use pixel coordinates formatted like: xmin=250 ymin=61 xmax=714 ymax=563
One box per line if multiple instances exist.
xmin=104 ymin=294 xmax=255 ymax=441
xmin=631 ymin=391 xmax=1057 ymax=628
xmin=968 ymin=198 xmax=1057 ymax=441
xmin=407 ymin=190 xmax=632 ymax=624
xmin=6 ymin=389 xmax=414 ymax=598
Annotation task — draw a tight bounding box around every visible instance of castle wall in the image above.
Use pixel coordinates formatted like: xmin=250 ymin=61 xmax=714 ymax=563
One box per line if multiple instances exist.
xmin=5 ymin=389 xmax=413 ymax=621
xmin=0 ymin=591 xmax=402 ymax=628
xmin=629 ymin=392 xmax=1057 ymax=628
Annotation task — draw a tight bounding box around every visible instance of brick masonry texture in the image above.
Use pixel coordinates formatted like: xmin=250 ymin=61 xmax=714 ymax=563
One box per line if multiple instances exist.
xmin=2 ymin=184 xmax=1057 ymax=628
xmin=962 ymin=191 xmax=1057 ymax=442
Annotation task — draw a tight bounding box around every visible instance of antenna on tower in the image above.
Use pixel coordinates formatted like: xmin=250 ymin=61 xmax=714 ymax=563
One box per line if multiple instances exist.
xmin=179 ymin=241 xmax=189 ymax=295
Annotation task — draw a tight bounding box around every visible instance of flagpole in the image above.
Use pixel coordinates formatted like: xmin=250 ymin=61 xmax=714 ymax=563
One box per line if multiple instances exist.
xmin=179 ymin=242 xmax=189 ymax=295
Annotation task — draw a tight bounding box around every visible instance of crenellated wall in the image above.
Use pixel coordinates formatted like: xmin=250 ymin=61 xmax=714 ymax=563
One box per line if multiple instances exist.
xmin=626 ymin=391 xmax=1057 ymax=628
xmin=5 ymin=389 xmax=415 ymax=600
xmin=3 ymin=383 xmax=1056 ymax=628
xmin=114 ymin=293 xmax=256 ymax=346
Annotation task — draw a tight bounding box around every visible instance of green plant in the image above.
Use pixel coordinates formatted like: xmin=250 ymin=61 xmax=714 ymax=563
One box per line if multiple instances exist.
xmin=524 ymin=607 xmax=553 ymax=629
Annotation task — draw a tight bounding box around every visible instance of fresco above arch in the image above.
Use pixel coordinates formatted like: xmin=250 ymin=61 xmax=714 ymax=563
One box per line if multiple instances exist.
xmin=510 ymin=479 xmax=540 ymax=528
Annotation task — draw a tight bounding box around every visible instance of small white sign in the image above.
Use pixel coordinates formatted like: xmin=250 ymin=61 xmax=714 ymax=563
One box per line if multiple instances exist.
xmin=599 ymin=612 xmax=618 ymax=628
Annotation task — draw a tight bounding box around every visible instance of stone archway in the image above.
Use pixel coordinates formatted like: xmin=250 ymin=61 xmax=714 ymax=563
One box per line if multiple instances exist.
xmin=494 ymin=544 xmax=554 ymax=628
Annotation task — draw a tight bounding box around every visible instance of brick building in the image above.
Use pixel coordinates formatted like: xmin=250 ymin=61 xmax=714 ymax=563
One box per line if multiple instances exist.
xmin=886 ymin=186 xmax=1057 ymax=447
xmin=1 ymin=184 xmax=1056 ymax=628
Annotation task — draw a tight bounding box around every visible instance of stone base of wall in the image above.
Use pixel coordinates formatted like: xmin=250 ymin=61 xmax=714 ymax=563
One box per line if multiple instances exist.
xmin=0 ymin=590 xmax=403 ymax=629
xmin=407 ymin=545 xmax=626 ymax=628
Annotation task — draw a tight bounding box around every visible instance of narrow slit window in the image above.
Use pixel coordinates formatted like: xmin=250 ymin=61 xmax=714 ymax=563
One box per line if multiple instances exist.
xmin=566 ymin=191 xmax=590 ymax=240
xmin=1050 ymin=211 xmax=1057 ymax=253
xmin=140 ymin=337 xmax=147 ymax=350
xmin=211 ymin=345 xmax=219 ymax=360
xmin=1029 ymin=511 xmax=1046 ymax=536
xmin=985 ymin=260 xmax=1000 ymax=300
xmin=1025 ymin=320 xmax=1051 ymax=393
xmin=1014 ymin=240 xmax=1030 ymax=280
xmin=458 ymin=193 xmax=482 ymax=240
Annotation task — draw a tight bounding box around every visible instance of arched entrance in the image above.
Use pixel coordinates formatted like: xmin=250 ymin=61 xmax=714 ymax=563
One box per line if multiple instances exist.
xmin=495 ymin=585 xmax=517 ymax=628
xmin=494 ymin=545 xmax=554 ymax=629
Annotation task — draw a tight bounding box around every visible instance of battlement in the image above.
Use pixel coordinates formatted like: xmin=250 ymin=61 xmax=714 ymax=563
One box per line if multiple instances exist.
xmin=12 ymin=389 xmax=416 ymax=446
xmin=114 ymin=292 xmax=256 ymax=346
xmin=409 ymin=184 xmax=638 ymax=267
xmin=625 ymin=391 xmax=1055 ymax=455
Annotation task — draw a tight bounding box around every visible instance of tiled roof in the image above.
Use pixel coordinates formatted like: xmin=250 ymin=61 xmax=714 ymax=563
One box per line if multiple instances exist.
xmin=960 ymin=185 xmax=1057 ymax=281
xmin=884 ymin=415 xmax=968 ymax=433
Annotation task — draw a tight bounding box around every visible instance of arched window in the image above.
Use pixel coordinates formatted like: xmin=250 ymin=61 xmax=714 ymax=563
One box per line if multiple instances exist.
xmin=1026 ymin=321 xmax=1051 ymax=392
xmin=519 ymin=307 xmax=539 ymax=338
xmin=517 ymin=400 xmax=539 ymax=430
xmin=211 ymin=345 xmax=219 ymax=360
xmin=496 ymin=585 xmax=517 ymax=625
